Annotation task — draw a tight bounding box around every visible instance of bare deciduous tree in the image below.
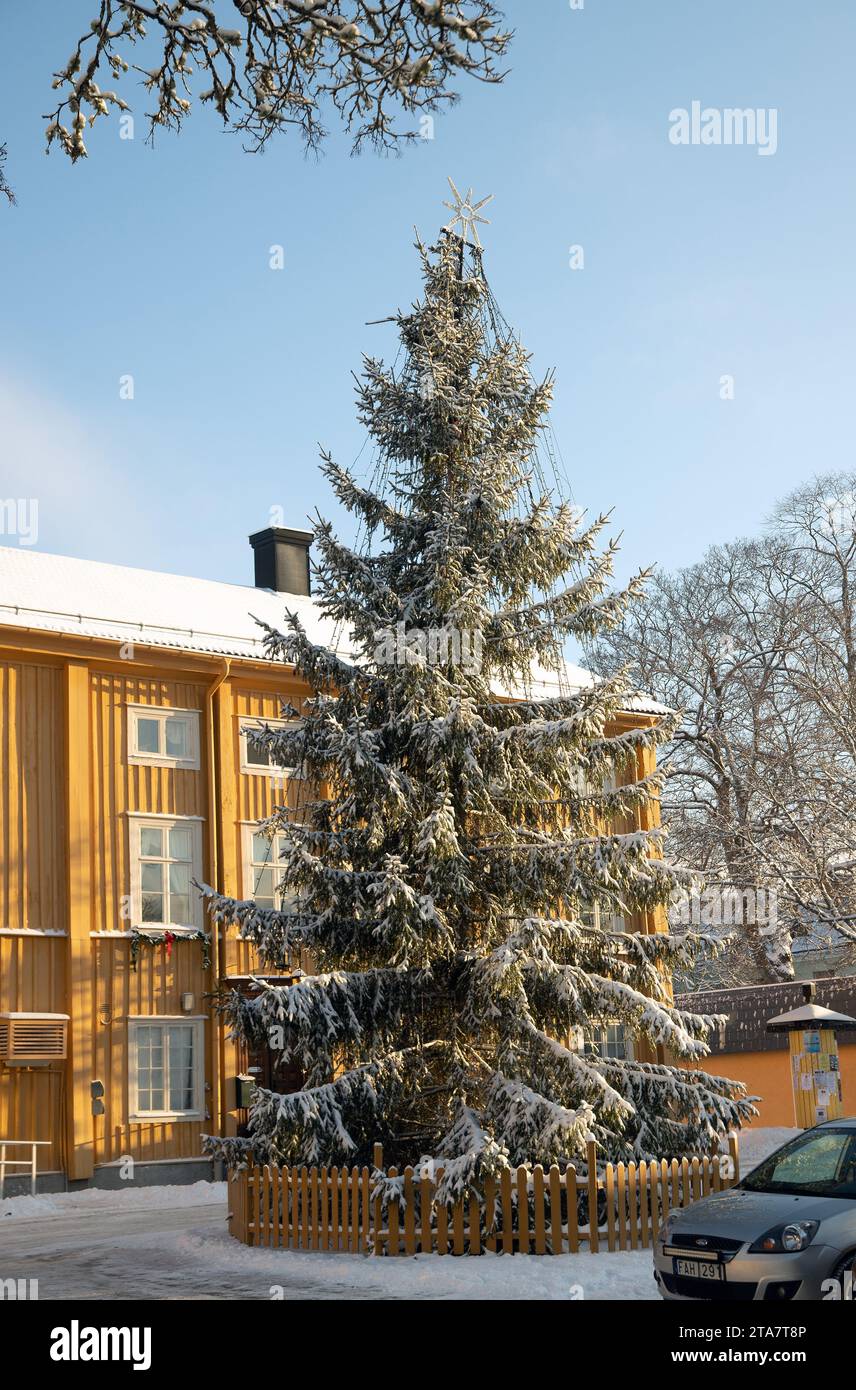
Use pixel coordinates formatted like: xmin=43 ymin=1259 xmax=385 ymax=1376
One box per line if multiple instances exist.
xmin=762 ymin=474 xmax=856 ymax=948
xmin=590 ymin=542 xmax=797 ymax=985
xmin=44 ymin=1 xmax=511 ymax=161
xmin=590 ymin=474 xmax=856 ymax=988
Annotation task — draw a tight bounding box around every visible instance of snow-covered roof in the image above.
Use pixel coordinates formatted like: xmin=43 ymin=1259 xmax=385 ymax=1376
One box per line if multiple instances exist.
xmin=491 ymin=663 xmax=669 ymax=715
xmin=0 ymin=545 xmax=669 ymax=714
xmin=0 ymin=544 xmax=354 ymax=663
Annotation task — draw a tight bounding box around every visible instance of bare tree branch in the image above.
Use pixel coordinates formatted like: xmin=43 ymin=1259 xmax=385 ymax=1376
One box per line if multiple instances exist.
xmin=0 ymin=143 xmax=15 ymax=205
xmin=44 ymin=0 xmax=512 ymax=161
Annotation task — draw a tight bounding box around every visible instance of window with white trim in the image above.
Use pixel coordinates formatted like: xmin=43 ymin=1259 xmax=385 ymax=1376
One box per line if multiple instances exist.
xmin=584 ymin=1024 xmax=633 ymax=1061
xmin=239 ymin=716 xmax=301 ymax=776
xmin=241 ymin=826 xmax=295 ymax=911
xmin=130 ymin=818 xmax=204 ymax=930
xmin=579 ymin=902 xmax=626 ymax=933
xmin=128 ymin=1017 xmax=205 ymax=1120
xmin=128 ymin=705 xmax=200 ymax=769
xmin=571 ymin=769 xmax=618 ymax=797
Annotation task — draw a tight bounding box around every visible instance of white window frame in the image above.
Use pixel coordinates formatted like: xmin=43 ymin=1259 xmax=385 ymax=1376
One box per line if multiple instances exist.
xmin=239 ymin=716 xmax=301 ymax=777
xmin=129 ymin=816 xmax=204 ymax=931
xmin=584 ymin=1023 xmax=635 ymax=1062
xmin=128 ymin=1015 xmax=206 ymax=1122
xmin=240 ymin=823 xmax=296 ymax=912
xmin=572 ymin=770 xmax=618 ymax=797
xmin=127 ymin=704 xmax=201 ymax=770
xmin=580 ymin=902 xmax=626 ymax=934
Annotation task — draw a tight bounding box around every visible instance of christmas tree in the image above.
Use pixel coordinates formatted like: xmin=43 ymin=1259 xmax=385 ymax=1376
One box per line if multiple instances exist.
xmin=203 ymin=197 xmax=753 ymax=1197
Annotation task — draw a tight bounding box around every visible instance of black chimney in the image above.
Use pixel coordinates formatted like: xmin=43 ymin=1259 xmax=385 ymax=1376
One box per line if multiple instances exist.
xmin=249 ymin=527 xmax=312 ymax=596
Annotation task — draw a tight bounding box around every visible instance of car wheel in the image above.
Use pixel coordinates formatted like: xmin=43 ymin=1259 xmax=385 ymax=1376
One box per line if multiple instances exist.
xmin=829 ymin=1253 xmax=856 ymax=1301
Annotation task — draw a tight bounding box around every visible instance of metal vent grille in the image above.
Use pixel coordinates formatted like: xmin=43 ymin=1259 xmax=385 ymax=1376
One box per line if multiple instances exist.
xmin=0 ymin=1013 xmax=69 ymax=1062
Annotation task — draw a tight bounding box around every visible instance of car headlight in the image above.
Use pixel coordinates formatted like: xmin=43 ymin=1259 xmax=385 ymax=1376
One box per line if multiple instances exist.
xmin=749 ymin=1220 xmax=819 ymax=1254
xmin=660 ymin=1214 xmax=679 ymax=1245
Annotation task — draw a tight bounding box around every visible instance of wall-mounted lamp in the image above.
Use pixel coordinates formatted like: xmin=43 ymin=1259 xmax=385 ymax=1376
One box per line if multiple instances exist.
xmin=181 ymin=993 xmax=195 ymax=1014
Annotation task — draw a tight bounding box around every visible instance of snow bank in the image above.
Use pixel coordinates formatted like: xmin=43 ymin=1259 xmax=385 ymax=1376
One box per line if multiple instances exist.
xmin=174 ymin=1226 xmax=659 ymax=1300
xmin=0 ymin=1179 xmax=226 ymax=1221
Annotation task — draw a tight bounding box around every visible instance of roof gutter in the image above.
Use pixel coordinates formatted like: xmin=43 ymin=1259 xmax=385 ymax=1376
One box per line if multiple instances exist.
xmin=0 ymin=622 xmax=298 ymax=674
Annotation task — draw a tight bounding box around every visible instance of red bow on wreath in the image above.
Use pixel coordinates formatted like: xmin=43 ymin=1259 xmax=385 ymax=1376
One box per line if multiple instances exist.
xmin=164 ymin=930 xmax=175 ymax=960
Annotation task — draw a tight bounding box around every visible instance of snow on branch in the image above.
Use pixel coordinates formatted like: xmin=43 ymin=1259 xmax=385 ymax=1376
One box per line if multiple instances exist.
xmin=204 ymin=1041 xmax=446 ymax=1169
xmin=215 ymin=967 xmax=429 ymax=1086
xmin=484 ymin=1072 xmax=594 ymax=1168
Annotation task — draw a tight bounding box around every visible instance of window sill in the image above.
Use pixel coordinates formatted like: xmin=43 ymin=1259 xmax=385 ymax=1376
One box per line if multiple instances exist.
xmin=128 ymin=1112 xmax=203 ymax=1124
xmin=239 ymin=765 xmax=295 ymax=778
xmin=128 ymin=755 xmax=201 ymax=771
xmin=132 ymin=925 xmax=205 ymax=936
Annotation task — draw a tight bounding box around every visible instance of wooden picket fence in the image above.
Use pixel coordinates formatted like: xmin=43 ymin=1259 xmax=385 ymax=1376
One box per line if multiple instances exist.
xmin=228 ymin=1135 xmax=739 ymax=1256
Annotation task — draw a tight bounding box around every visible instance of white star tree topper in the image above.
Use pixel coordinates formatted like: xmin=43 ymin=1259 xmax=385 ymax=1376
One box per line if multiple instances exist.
xmin=442 ymin=177 xmax=494 ymax=249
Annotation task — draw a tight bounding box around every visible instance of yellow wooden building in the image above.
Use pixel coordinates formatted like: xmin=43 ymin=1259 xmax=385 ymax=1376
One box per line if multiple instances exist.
xmin=0 ymin=527 xmax=668 ymax=1193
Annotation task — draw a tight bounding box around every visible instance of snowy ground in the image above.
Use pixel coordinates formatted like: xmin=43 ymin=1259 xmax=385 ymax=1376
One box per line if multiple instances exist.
xmin=0 ymin=1191 xmax=656 ymax=1300
xmin=0 ymin=1129 xmax=798 ymax=1301
xmin=0 ymin=1178 xmax=225 ymax=1223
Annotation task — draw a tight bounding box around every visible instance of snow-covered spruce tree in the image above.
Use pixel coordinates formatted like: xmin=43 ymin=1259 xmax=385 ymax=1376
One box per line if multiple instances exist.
xmin=202 ymin=229 xmax=753 ymax=1196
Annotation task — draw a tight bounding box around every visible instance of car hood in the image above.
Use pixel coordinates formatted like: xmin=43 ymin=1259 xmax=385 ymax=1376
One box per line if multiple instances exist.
xmin=669 ymin=1187 xmax=851 ymax=1238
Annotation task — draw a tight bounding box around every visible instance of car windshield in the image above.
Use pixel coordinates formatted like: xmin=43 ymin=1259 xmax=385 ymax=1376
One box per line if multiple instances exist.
xmin=740 ymin=1128 xmax=856 ymax=1198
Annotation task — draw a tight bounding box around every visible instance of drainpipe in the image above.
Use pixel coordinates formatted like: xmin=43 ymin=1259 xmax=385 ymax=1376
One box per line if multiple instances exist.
xmin=205 ymin=656 xmax=231 ymax=899
xmin=205 ymin=657 xmax=231 ymax=1148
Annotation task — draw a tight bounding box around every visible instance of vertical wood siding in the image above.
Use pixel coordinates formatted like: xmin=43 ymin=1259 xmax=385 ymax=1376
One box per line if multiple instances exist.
xmin=0 ymin=661 xmax=66 ymax=931
xmin=0 ymin=933 xmax=67 ymax=1172
xmin=0 ymin=660 xmax=67 ymax=1170
xmin=87 ymin=671 xmax=212 ymax=1164
xmin=92 ymin=934 xmax=211 ymax=1165
xmin=89 ymin=673 xmax=207 ymax=935
xmin=227 ymin=684 xmax=305 ymax=978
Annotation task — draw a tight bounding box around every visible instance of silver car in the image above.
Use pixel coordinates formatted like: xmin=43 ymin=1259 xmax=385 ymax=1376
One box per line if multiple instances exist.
xmin=654 ymin=1120 xmax=856 ymax=1301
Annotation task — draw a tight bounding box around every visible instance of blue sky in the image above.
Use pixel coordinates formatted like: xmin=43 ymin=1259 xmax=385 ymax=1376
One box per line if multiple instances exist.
xmin=1 ymin=1 xmax=854 ymax=590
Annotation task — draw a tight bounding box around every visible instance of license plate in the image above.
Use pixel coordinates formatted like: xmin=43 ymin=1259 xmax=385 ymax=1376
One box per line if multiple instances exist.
xmin=674 ymin=1257 xmax=725 ymax=1281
